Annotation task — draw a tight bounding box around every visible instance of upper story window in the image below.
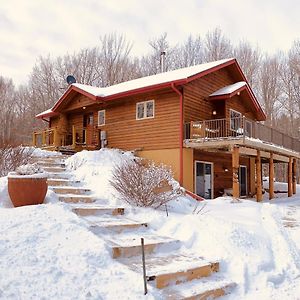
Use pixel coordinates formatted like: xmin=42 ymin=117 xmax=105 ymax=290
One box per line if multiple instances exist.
xmin=230 ymin=109 xmax=242 ymax=131
xmin=98 ymin=110 xmax=105 ymax=126
xmin=136 ymin=100 xmax=154 ymax=120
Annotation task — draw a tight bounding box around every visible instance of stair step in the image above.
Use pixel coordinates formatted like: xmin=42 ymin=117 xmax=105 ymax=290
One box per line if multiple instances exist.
xmin=163 ymin=275 xmax=236 ymax=299
xmin=59 ymin=195 xmax=95 ymax=203
xmin=119 ymin=253 xmax=219 ymax=289
xmin=37 ymin=162 xmax=66 ymax=168
xmin=46 ymin=172 xmax=71 ymax=179
xmin=71 ymin=205 xmax=125 ymax=216
xmin=47 ymin=178 xmax=81 ymax=186
xmin=106 ymin=234 xmax=180 ymax=259
xmin=43 ymin=166 xmax=66 ymax=173
xmin=50 ymin=186 xmax=90 ymax=195
xmin=84 ymin=215 xmax=147 ymax=233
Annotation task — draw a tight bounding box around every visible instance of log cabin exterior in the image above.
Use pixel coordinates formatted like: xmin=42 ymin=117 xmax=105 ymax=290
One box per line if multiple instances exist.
xmin=34 ymin=58 xmax=300 ymax=201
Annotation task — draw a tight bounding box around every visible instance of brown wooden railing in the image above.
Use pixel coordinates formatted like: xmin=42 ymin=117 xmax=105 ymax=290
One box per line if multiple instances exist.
xmin=185 ymin=117 xmax=300 ymax=153
xmin=33 ymin=126 xmax=87 ymax=150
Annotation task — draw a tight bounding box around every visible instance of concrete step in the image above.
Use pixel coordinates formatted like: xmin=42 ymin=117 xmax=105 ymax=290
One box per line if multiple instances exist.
xmin=50 ymin=186 xmax=91 ymax=195
xmin=58 ymin=195 xmax=95 ymax=203
xmin=84 ymin=215 xmax=147 ymax=233
xmin=119 ymin=253 xmax=219 ymax=289
xmin=47 ymin=178 xmax=81 ymax=186
xmin=46 ymin=172 xmax=71 ymax=179
xmin=163 ymin=274 xmax=236 ymax=299
xmin=106 ymin=233 xmax=180 ymax=259
xmin=43 ymin=166 xmax=66 ymax=173
xmin=37 ymin=162 xmax=66 ymax=168
xmin=71 ymin=205 xmax=125 ymax=216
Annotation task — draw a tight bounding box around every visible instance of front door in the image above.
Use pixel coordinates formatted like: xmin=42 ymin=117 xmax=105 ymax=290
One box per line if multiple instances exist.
xmin=195 ymin=161 xmax=213 ymax=199
xmin=83 ymin=113 xmax=93 ymax=145
xmin=239 ymin=165 xmax=247 ymax=197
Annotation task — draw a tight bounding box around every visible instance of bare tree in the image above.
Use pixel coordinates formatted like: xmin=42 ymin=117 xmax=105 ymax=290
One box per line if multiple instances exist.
xmin=203 ymin=27 xmax=233 ymax=61
xmin=257 ymin=54 xmax=283 ymax=126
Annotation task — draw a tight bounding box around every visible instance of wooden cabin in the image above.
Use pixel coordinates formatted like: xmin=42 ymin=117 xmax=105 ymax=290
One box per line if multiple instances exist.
xmin=34 ymin=58 xmax=300 ymax=201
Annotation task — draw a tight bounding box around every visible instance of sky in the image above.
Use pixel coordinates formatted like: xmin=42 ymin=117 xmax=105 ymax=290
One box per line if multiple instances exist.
xmin=1 ymin=0 xmax=300 ymax=86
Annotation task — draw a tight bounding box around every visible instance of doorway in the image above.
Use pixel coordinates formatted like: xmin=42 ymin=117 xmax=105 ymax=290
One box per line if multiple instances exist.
xmin=195 ymin=161 xmax=214 ymax=199
xmin=239 ymin=165 xmax=247 ymax=197
xmin=83 ymin=113 xmax=93 ymax=145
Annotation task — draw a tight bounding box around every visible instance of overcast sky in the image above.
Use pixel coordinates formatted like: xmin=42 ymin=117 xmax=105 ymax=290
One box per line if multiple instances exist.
xmin=1 ymin=0 xmax=300 ymax=85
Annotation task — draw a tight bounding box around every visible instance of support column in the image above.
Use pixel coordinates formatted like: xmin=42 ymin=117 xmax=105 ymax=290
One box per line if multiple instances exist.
xmin=293 ymin=158 xmax=297 ymax=195
xmin=72 ymin=125 xmax=76 ymax=149
xmin=249 ymin=157 xmax=256 ymax=196
xmin=269 ymin=152 xmax=274 ymax=200
xmin=288 ymin=157 xmax=293 ymax=197
xmin=232 ymin=146 xmax=240 ymax=198
xmin=42 ymin=131 xmax=46 ymax=146
xmin=256 ymin=150 xmax=262 ymax=202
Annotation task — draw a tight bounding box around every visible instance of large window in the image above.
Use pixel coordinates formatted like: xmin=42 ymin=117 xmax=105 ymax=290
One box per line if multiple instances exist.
xmin=98 ymin=110 xmax=105 ymax=126
xmin=136 ymin=100 xmax=154 ymax=120
xmin=230 ymin=109 xmax=242 ymax=132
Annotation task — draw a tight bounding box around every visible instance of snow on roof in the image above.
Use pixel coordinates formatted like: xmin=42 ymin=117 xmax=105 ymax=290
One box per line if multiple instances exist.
xmin=210 ymin=81 xmax=246 ymax=97
xmin=35 ymin=108 xmax=54 ymax=118
xmin=72 ymin=58 xmax=234 ymax=98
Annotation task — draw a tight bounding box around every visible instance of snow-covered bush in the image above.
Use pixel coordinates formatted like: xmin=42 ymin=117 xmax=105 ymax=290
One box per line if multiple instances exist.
xmin=0 ymin=145 xmax=33 ymax=176
xmin=110 ymin=159 xmax=182 ymax=208
xmin=15 ymin=163 xmax=44 ymax=175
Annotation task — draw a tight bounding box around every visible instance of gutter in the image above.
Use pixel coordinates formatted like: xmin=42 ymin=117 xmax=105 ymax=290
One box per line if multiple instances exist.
xmin=171 ymin=83 xmax=184 ymax=186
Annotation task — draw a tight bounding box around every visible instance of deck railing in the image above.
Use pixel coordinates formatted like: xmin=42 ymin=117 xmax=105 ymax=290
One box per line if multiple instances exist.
xmin=33 ymin=126 xmax=87 ymax=149
xmin=185 ymin=117 xmax=300 ymax=153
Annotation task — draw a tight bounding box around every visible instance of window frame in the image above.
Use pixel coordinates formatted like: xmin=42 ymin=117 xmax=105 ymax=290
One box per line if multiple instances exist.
xmin=98 ymin=110 xmax=105 ymax=126
xmin=229 ymin=109 xmax=242 ymax=132
xmin=136 ymin=100 xmax=155 ymax=120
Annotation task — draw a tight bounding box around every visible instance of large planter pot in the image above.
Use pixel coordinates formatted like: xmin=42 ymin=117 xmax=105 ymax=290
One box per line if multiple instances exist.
xmin=8 ymin=173 xmax=48 ymax=207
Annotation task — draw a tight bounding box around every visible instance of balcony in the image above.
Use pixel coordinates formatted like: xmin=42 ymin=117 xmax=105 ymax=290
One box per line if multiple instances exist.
xmin=184 ymin=117 xmax=300 ymax=156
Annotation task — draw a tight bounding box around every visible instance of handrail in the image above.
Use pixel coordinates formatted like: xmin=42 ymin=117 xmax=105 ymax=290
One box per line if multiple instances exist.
xmin=186 ymin=117 xmax=300 ymax=153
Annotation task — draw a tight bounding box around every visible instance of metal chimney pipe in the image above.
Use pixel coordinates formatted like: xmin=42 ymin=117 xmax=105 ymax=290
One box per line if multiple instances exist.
xmin=160 ymin=51 xmax=166 ymax=73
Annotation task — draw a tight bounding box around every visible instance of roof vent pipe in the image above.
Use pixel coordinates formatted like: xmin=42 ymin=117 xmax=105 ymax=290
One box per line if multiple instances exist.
xmin=160 ymin=51 xmax=166 ymax=73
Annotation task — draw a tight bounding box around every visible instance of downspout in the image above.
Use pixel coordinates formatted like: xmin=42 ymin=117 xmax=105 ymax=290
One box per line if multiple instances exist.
xmin=171 ymin=83 xmax=183 ymax=186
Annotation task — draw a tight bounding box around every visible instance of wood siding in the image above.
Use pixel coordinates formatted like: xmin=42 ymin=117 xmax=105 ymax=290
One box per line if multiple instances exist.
xmin=98 ymin=89 xmax=180 ymax=150
xmin=183 ymin=67 xmax=257 ymax=123
xmin=194 ymin=150 xmax=250 ymax=198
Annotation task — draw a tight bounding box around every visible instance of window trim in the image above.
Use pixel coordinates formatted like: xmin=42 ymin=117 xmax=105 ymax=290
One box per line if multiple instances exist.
xmin=136 ymin=100 xmax=155 ymax=120
xmin=98 ymin=110 xmax=105 ymax=126
xmin=229 ymin=109 xmax=242 ymax=132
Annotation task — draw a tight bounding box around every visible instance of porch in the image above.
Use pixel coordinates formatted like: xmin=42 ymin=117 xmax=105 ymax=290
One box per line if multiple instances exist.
xmin=185 ymin=117 xmax=300 ymax=201
xmin=32 ymin=126 xmax=94 ymax=152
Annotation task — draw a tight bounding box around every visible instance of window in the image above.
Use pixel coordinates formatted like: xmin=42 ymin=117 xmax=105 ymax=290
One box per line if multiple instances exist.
xmin=230 ymin=109 xmax=242 ymax=131
xmin=98 ymin=110 xmax=105 ymax=126
xmin=136 ymin=100 xmax=155 ymax=120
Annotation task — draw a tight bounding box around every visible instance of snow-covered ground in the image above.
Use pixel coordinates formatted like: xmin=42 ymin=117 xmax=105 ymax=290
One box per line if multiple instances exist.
xmin=1 ymin=148 xmax=300 ymax=299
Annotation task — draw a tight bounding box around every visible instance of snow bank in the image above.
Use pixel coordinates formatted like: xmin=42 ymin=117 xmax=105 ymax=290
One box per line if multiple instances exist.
xmin=0 ymin=204 xmax=159 ymax=299
xmin=31 ymin=147 xmax=62 ymax=157
xmin=65 ymin=149 xmax=135 ymax=205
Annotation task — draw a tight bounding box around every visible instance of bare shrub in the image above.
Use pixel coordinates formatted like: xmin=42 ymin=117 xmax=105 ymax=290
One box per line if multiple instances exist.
xmin=0 ymin=145 xmax=34 ymax=176
xmin=110 ymin=159 xmax=182 ymax=208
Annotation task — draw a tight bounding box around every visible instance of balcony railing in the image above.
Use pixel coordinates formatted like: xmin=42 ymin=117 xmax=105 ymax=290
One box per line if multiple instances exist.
xmin=184 ymin=117 xmax=300 ymax=153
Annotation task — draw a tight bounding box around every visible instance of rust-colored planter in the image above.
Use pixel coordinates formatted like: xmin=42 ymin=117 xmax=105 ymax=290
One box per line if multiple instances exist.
xmin=8 ymin=173 xmax=48 ymax=207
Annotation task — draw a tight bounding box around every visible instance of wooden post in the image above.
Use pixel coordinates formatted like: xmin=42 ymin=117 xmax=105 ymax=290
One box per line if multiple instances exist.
xmin=269 ymin=152 xmax=274 ymax=200
xmin=42 ymin=131 xmax=46 ymax=146
xmin=288 ymin=157 xmax=293 ymax=197
xmin=249 ymin=157 xmax=256 ymax=196
xmin=293 ymin=158 xmax=297 ymax=195
xmin=72 ymin=125 xmax=76 ymax=149
xmin=256 ymin=150 xmax=262 ymax=202
xmin=53 ymin=128 xmax=59 ymax=147
xmin=232 ymin=146 xmax=240 ymax=199
xmin=32 ymin=132 xmax=37 ymax=147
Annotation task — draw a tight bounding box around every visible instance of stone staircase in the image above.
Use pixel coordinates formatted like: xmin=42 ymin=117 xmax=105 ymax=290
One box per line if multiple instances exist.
xmin=33 ymin=154 xmax=236 ymax=299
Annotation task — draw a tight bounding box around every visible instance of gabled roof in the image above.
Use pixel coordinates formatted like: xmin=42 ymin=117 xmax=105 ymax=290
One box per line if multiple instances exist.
xmin=36 ymin=58 xmax=266 ymax=120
